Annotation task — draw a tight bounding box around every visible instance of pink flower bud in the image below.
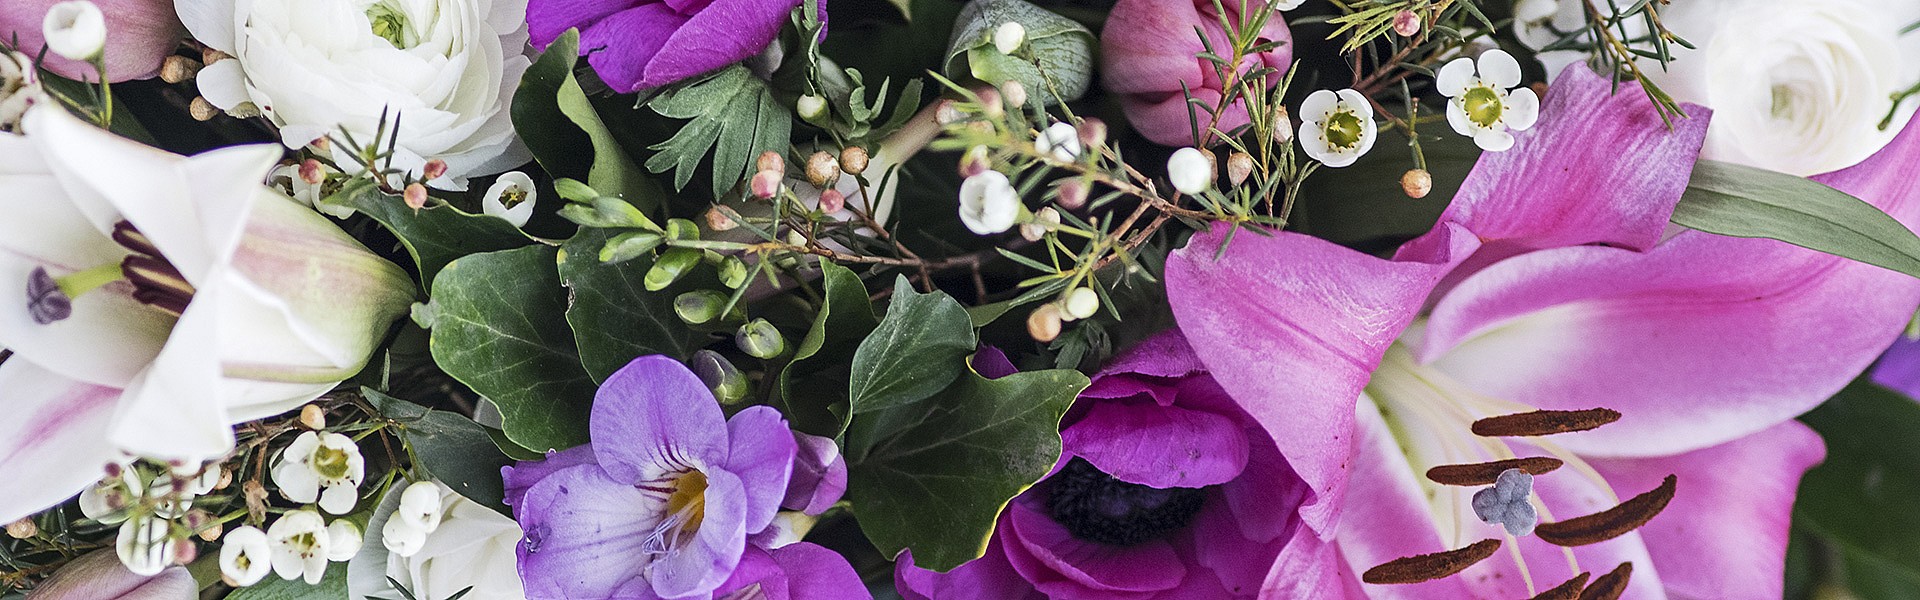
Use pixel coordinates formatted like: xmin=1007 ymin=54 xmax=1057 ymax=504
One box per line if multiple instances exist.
xmin=757 ymin=150 xmax=785 ymax=173
xmin=960 ymin=146 xmax=992 ymax=178
xmin=403 ymin=183 xmax=429 ymax=210
xmin=1054 ymin=178 xmax=1089 ymax=210
xmin=1101 ymin=0 xmax=1294 ymax=146
xmin=297 ymin=159 xmax=325 ymax=186
xmin=422 ymin=159 xmax=449 ymax=181
xmin=819 ymin=189 xmax=846 ymax=213
xmin=1393 ymin=10 xmax=1421 ymax=37
xmin=1077 ymin=117 xmax=1108 ymax=150
xmin=750 ymin=169 xmax=784 ymax=200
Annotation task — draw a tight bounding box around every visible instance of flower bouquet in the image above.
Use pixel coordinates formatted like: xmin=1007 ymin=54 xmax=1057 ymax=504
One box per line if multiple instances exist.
xmin=2 ymin=0 xmax=1919 ymax=598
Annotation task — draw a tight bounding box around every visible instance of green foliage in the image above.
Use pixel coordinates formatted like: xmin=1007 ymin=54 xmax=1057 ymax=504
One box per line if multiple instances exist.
xmin=1796 ymin=381 xmax=1920 ymax=594
xmin=425 ymin=245 xmax=595 ymax=452
xmin=225 ymin=562 xmax=348 ymax=600
xmin=848 ymin=277 xmax=978 ymax=415
xmin=559 ymin=230 xmax=700 ymax=382
xmin=512 ymin=30 xmax=666 ymax=212
xmin=646 ymin=65 xmax=794 ymax=198
xmin=1673 ymin=160 xmax=1920 ymax=280
xmin=324 ymin=180 xmax=531 ymax=288
xmin=846 ymin=363 xmax=1087 ymax=571
xmin=944 ymin=0 xmax=1094 ymax=106
xmin=364 ymin=388 xmax=512 ymax=513
xmin=779 ymin=262 xmax=881 ymax=436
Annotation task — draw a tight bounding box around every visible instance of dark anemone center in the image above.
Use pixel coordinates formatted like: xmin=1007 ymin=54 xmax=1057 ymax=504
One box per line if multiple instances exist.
xmin=1045 ymin=458 xmax=1207 ymax=547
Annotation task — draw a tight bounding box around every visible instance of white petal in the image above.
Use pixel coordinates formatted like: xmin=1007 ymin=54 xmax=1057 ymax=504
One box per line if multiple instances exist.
xmin=381 ymin=518 xmax=427 ymax=557
xmin=173 ymin=0 xmax=242 ymax=52
xmin=1478 ymin=49 xmax=1524 ymax=89
xmin=273 ymin=461 xmax=320 ymax=504
xmin=480 ymin=172 xmax=536 ymax=228
xmin=0 ymin=361 xmax=123 ymax=524
xmin=1336 ymin=89 xmax=1374 ymax=119
xmin=1475 ymin=128 xmax=1517 ymax=151
xmin=1167 ymin=148 xmax=1212 ymax=195
xmin=194 ymin=60 xmax=251 ymax=111
xmin=1436 ymin=57 xmax=1477 ymax=96
xmin=1446 ymin=100 xmax=1476 ymax=137
xmin=325 ymin=521 xmax=362 ymax=561
xmin=0 ymin=251 xmax=173 ymax=389
xmin=1300 ymin=89 xmax=1338 ymax=118
xmin=1354 ymin=118 xmax=1379 ymax=159
xmin=109 ymin=284 xmax=235 ymax=463
xmin=1504 ymin=87 xmax=1542 ymax=130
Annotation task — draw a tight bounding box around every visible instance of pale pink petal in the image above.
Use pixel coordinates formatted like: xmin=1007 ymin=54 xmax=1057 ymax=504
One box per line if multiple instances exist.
xmin=0 ymin=0 xmax=183 ymax=82
xmin=0 ymin=361 xmax=123 ymax=525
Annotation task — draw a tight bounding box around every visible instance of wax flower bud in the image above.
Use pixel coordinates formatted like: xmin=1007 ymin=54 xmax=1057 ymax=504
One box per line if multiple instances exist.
xmin=805 ymin=151 xmax=841 ymax=188
xmin=1401 ymin=169 xmax=1433 ymax=199
xmin=840 ymin=146 xmax=870 ymax=175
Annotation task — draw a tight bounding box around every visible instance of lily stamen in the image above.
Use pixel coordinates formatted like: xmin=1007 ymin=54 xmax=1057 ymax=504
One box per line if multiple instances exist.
xmin=1529 ymin=571 xmax=1590 ymax=600
xmin=1579 ymin=562 xmax=1633 ymax=600
xmin=1361 ymin=538 xmax=1502 ymax=585
xmin=1470 ymin=408 xmax=1623 ymax=437
xmin=1426 ymin=457 xmax=1563 ymax=486
xmin=1534 ymin=475 xmax=1678 ymax=547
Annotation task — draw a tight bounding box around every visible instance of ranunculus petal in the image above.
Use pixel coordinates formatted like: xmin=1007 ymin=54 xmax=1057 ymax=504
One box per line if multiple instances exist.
xmin=723 ymin=406 xmax=797 ymax=535
xmin=1591 ymin=420 xmax=1825 ymax=600
xmin=514 ymin=465 xmax=653 ymax=598
xmin=589 ymin=355 xmax=730 ymax=482
xmin=0 ymin=361 xmax=123 ymax=525
xmin=646 ymin=0 xmax=799 ymax=90
xmin=1061 ymin=400 xmax=1248 ymax=488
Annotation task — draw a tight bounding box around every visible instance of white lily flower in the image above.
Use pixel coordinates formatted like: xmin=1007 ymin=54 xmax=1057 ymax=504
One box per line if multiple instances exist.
xmin=40 ymin=1 xmax=106 ymax=62
xmin=114 ymin=515 xmax=173 ymax=577
xmin=220 ymin=525 xmax=272 ymax=587
xmin=958 ymin=171 xmax=1020 ymax=235
xmin=177 ymin=0 xmax=533 ymax=188
xmin=1033 ymin=122 xmax=1082 ymax=163
xmin=0 ymin=104 xmax=414 ymax=526
xmin=271 ymin=431 xmax=365 ymax=514
xmin=480 ymin=171 xmax=537 ymax=228
xmin=348 ymin=480 xmax=526 ymax=600
xmin=267 ymin=510 xmax=330 ymax=584
xmin=1297 ymin=89 xmax=1378 ymax=167
xmin=1437 ymin=49 xmax=1540 ymax=151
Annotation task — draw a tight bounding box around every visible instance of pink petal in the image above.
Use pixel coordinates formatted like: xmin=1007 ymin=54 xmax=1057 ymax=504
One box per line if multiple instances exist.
xmin=1061 ymin=399 xmax=1249 ymax=488
xmin=645 ymin=0 xmax=798 ymax=89
xmin=0 ymin=0 xmax=182 ymax=82
xmin=527 ymin=0 xmax=643 ymax=49
xmin=1591 ymin=421 xmax=1825 ymax=599
xmin=0 ymin=361 xmax=123 ymax=525
xmin=24 ymin=549 xmax=197 ymax=600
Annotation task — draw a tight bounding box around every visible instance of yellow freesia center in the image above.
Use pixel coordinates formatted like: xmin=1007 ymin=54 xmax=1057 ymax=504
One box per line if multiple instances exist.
xmin=665 ymin=470 xmax=709 ymax=534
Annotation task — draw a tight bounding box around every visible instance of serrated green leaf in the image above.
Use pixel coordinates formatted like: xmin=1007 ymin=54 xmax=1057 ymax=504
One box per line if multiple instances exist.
xmin=848 ymin=276 xmax=977 ymax=414
xmin=512 ymin=29 xmax=665 ymax=213
xmin=364 ymin=388 xmax=511 ymax=513
xmin=847 ymin=362 xmax=1087 ymax=571
xmin=944 ymin=0 xmax=1094 ymax=106
xmin=559 ymin=230 xmax=698 ymax=382
xmin=428 ymin=246 xmax=594 ymax=452
xmin=1673 ymin=160 xmax=1920 ymax=280
xmin=324 ymin=180 xmax=532 ymax=288
xmin=779 ymin=262 xmax=879 ymax=436
xmin=645 ymin=66 xmax=794 ymax=198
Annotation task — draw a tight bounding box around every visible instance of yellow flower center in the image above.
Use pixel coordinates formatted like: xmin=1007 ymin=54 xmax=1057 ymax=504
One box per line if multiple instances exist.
xmin=1323 ymin=109 xmax=1365 ymax=150
xmin=312 ymin=445 xmax=352 ymax=481
xmin=1463 ymin=86 xmax=1505 ymax=128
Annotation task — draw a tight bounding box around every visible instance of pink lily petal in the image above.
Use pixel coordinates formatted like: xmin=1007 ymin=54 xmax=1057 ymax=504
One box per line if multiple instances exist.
xmin=1591 ymin=420 xmax=1825 ymax=599
xmin=0 ymin=361 xmax=123 ymax=525
xmin=1419 ymin=115 xmax=1920 ymax=457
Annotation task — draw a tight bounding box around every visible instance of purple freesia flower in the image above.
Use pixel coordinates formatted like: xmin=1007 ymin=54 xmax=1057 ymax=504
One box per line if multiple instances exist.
xmin=781 ymin=432 xmax=847 ymax=515
xmin=527 ymin=0 xmax=817 ymax=92
xmin=1165 ymin=62 xmax=1920 ymax=597
xmin=1872 ymin=337 xmax=1920 ymax=396
xmin=713 ymin=542 xmax=872 ymax=600
xmin=894 ymin=341 xmax=1320 ymax=599
xmin=507 ymin=355 xmax=798 ymax=599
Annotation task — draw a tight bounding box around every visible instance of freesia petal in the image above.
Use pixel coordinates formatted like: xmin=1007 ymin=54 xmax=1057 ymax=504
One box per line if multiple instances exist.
xmin=769 ymin=542 xmax=873 ymax=600
xmin=1166 ymin=222 xmax=1481 ymax=534
xmin=646 ymin=0 xmax=800 ymax=89
xmin=1061 ymin=399 xmax=1248 ymax=488
xmin=723 ymin=406 xmax=797 ymax=534
xmin=1592 ymin=420 xmax=1824 ymax=600
xmin=514 ymin=465 xmax=655 ymax=598
xmin=1436 ymin=57 xmax=1474 ymax=97
xmin=589 ymin=355 xmax=729 ymax=482
xmin=0 ymin=361 xmax=122 ymax=524
xmin=502 ymin=445 xmax=597 ymax=514
xmin=651 ymin=468 xmax=747 ymax=599
xmin=1478 ymin=50 xmax=1522 ymax=88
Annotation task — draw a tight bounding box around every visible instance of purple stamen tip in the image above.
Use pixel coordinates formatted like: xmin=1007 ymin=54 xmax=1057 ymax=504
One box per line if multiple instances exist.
xmin=26 ymin=266 xmax=71 ymax=325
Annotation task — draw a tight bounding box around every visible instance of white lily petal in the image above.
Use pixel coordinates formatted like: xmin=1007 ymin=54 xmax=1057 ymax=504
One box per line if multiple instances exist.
xmin=108 ymin=283 xmax=235 ymax=463
xmin=0 ymin=233 xmax=171 ymax=389
xmin=1436 ymin=57 xmax=1477 ymax=97
xmin=1478 ymin=49 xmax=1524 ymax=89
xmin=0 ymin=361 xmax=123 ymax=524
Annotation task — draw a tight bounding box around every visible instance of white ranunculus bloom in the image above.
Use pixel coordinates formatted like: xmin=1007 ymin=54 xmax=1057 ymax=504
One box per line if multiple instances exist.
xmin=176 ymin=0 xmax=533 ymax=188
xmin=0 ymin=104 xmax=415 ymax=526
xmin=350 ymin=480 xmax=527 ymax=600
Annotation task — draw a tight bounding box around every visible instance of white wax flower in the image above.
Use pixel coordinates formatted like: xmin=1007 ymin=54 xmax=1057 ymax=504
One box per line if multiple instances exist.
xmin=220 ymin=525 xmax=272 ymax=587
xmin=1166 ymin=147 xmax=1212 ymax=195
xmin=270 ymin=431 xmax=366 ymax=514
xmin=326 ymin=520 xmax=363 ymax=561
xmin=958 ymin=170 xmax=1020 ymax=235
xmin=178 ymin=0 xmax=534 ymax=187
xmin=1298 ymin=89 xmax=1377 ymax=167
xmin=267 ymin=510 xmax=331 ymax=584
xmin=480 ymin=171 xmax=537 ymax=228
xmin=1033 ymin=122 xmax=1082 ymax=163
xmin=1436 ymin=49 xmax=1540 ymax=151
xmin=41 ymin=1 xmax=106 ymax=62
xmin=349 ymin=480 xmax=527 ymax=600
xmin=114 ymin=515 xmax=173 ymax=576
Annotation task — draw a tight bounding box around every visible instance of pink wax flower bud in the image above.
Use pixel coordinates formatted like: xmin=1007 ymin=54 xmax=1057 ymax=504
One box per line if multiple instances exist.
xmin=1100 ymin=0 xmax=1293 ymax=147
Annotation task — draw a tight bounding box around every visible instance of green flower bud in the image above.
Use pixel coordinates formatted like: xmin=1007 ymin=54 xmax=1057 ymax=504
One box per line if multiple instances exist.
xmin=691 ymin=350 xmax=750 ymax=405
xmin=674 ymin=290 xmax=731 ymax=324
xmin=645 ymin=248 xmax=701 ymax=291
xmin=736 ymin=318 xmax=787 ymax=359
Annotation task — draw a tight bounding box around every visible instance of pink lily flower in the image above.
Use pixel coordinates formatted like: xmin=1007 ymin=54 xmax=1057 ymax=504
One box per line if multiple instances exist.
xmin=1166 ymin=63 xmax=1920 ymax=598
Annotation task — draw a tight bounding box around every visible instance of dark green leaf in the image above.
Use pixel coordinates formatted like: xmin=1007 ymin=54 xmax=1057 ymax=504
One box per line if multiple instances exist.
xmin=364 ymin=388 xmax=511 ymax=513
xmin=1674 ymin=160 xmax=1920 ymax=280
xmin=1796 ymin=381 xmax=1920 ymax=586
xmin=225 ymin=560 xmax=347 ymax=600
xmin=779 ymin=262 xmax=879 ymax=436
xmin=427 ymin=245 xmax=594 ymax=452
xmin=325 ymin=180 xmax=531 ymax=288
xmin=944 ymin=0 xmax=1094 ymax=106
xmin=847 ymin=362 xmax=1087 ymax=571
xmin=559 ymin=230 xmax=698 ymax=382
xmin=646 ymin=66 xmax=794 ymax=198
xmin=511 ymin=29 xmax=665 ymax=213
xmin=848 ymin=276 xmax=976 ymax=414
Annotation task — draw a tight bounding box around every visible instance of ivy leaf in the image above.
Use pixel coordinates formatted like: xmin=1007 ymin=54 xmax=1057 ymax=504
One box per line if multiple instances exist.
xmin=846 ymin=362 xmax=1087 ymax=571
xmin=848 ymin=276 xmax=976 ymax=415
xmin=778 ymin=262 xmax=879 ymax=436
xmin=1796 ymin=381 xmax=1920 ymax=585
xmin=646 ymin=65 xmax=794 ymax=198
xmin=324 ymin=180 xmax=531 ymax=288
xmin=426 ymin=245 xmax=594 ymax=452
xmin=943 ymin=0 xmax=1094 ymax=106
xmin=511 ymin=29 xmax=666 ymax=212
xmin=559 ymin=230 xmax=699 ymax=382
xmin=1672 ymin=160 xmax=1920 ymax=280
xmin=363 ymin=388 xmax=511 ymax=514
xmin=225 ymin=561 xmax=347 ymax=600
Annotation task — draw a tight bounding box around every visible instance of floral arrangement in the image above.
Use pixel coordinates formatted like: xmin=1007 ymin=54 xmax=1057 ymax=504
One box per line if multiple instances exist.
xmin=2 ymin=0 xmax=1919 ymax=598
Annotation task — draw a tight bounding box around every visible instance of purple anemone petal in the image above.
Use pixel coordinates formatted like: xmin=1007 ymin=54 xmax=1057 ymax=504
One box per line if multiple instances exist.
xmin=644 ymin=0 xmax=800 ymax=89
xmin=580 ymin=4 xmax=688 ymax=93
xmin=651 ymin=468 xmax=748 ymax=599
xmin=895 ymin=532 xmax=1043 ymax=600
xmin=972 ymin=346 xmax=1018 ymax=379
xmin=1873 ymin=337 xmax=1920 ymax=397
xmin=1061 ymin=400 xmax=1248 ymax=489
xmin=590 ymin=355 xmax=729 ymax=484
xmin=1001 ymin=499 xmax=1187 ymax=595
xmin=514 ymin=465 xmax=654 ymax=598
xmin=723 ymin=406 xmax=798 ymax=534
xmin=526 ymin=0 xmax=644 ymax=49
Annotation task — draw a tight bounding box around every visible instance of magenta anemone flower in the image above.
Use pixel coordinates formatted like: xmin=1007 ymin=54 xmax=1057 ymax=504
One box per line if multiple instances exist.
xmin=894 ymin=341 xmax=1320 ymax=599
xmin=1100 ymin=0 xmax=1292 ymax=146
xmin=1165 ymin=62 xmax=1920 ymax=598
xmin=526 ymin=0 xmax=817 ymax=93
xmin=508 ymin=355 xmax=798 ymax=599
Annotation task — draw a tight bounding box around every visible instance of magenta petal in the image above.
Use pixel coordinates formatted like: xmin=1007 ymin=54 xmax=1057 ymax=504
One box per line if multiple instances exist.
xmin=972 ymin=346 xmax=1018 ymax=379
xmin=526 ymin=0 xmax=644 ymax=49
xmin=501 ymin=444 xmax=596 ymax=515
xmin=1872 ymin=338 xmax=1920 ymax=397
xmin=580 ymin=4 xmax=687 ymax=93
xmin=1090 ymin=332 xmax=1207 ymax=380
xmin=724 ymin=406 xmax=797 ymax=534
xmin=782 ymin=432 xmax=847 ymax=515
xmin=1002 ymin=499 xmax=1186 ymax=595
xmin=0 ymin=0 xmax=182 ymax=82
xmin=1332 ymin=400 xmax=1480 ymax=599
xmin=769 ymin=542 xmax=873 ymax=600
xmin=652 ymin=468 xmax=748 ymax=598
xmin=1061 ymin=400 xmax=1248 ymax=488
xmin=590 ymin=355 xmax=729 ymax=483
xmin=514 ymin=465 xmax=654 ymax=598
xmin=1592 ymin=421 xmax=1825 ymax=600
xmin=895 ymin=532 xmax=1044 ymax=600
xmin=644 ymin=0 xmax=799 ymax=89
xmin=1165 ymin=222 xmax=1480 ymax=534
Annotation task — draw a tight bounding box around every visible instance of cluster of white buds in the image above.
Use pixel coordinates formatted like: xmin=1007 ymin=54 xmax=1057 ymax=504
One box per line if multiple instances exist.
xmin=217 ymin=509 xmax=360 ymax=586
xmin=80 ymin=461 xmax=224 ymax=576
xmin=380 ymin=481 xmax=447 ymax=557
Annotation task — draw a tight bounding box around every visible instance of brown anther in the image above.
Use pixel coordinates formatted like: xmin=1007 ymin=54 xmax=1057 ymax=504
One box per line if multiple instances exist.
xmin=1471 ymin=408 xmax=1621 ymax=437
xmin=1577 ymin=562 xmax=1633 ymax=600
xmin=189 ymin=97 xmax=219 ymax=121
xmin=200 ymin=48 xmax=234 ymax=65
xmin=1529 ymin=572 xmax=1589 ymax=600
xmin=1361 ymin=538 xmax=1501 ymax=585
xmin=159 ymin=56 xmax=202 ymax=84
xmin=1536 ymin=475 xmax=1676 ymax=547
xmin=1424 ymin=457 xmax=1563 ymax=486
